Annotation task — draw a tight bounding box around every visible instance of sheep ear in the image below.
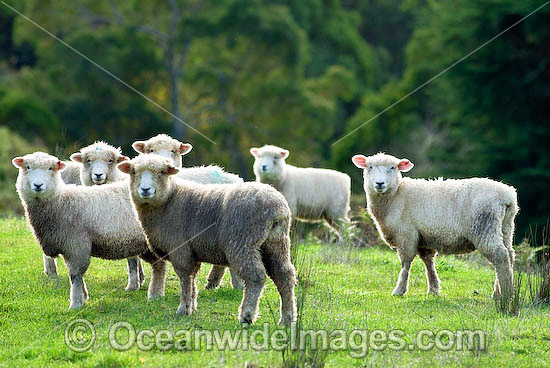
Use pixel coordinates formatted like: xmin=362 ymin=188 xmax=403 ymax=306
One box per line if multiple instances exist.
xmin=351 ymin=155 xmax=368 ymax=169
xmin=398 ymin=159 xmax=414 ymax=172
xmin=117 ymin=155 xmax=129 ymax=163
xmin=70 ymin=152 xmax=83 ymax=163
xmin=12 ymin=157 xmax=24 ymax=168
xmin=249 ymin=148 xmax=259 ymax=157
xmin=117 ymin=162 xmax=133 ymax=174
xmin=166 ymin=165 xmax=180 ymax=176
xmin=132 ymin=141 xmax=146 ymax=153
xmin=180 ymin=143 xmax=193 ymax=155
xmin=57 ymin=161 xmax=66 ymax=171
xmin=280 ymin=150 xmax=289 ymax=159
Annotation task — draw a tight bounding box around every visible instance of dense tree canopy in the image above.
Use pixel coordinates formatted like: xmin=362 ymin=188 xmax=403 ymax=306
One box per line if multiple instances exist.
xmin=0 ymin=0 xmax=548 ymax=238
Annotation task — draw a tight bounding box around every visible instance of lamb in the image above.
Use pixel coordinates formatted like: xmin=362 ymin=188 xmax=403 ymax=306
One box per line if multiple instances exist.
xmin=118 ymin=154 xmax=297 ymax=325
xmin=133 ymin=134 xmax=244 ymax=290
xmin=351 ymin=152 xmax=519 ymax=300
xmin=69 ymin=141 xmax=144 ymax=291
xmin=12 ymin=152 xmax=167 ymax=309
xmin=250 ymin=145 xmax=351 ymax=240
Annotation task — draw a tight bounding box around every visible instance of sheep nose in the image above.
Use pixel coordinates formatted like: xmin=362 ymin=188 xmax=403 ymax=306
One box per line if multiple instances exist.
xmin=141 ymin=187 xmax=151 ymax=194
xmin=94 ymin=173 xmax=103 ymax=179
xmin=33 ymin=183 xmax=43 ymax=191
xmin=262 ymin=165 xmax=268 ymax=171
xmin=375 ymin=182 xmax=385 ymax=187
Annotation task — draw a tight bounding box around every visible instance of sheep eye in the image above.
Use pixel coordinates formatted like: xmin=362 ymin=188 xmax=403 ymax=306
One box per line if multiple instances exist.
xmin=149 ymin=149 xmax=154 ymax=153
xmin=109 ymin=159 xmax=113 ymax=163
xmin=49 ymin=167 xmax=53 ymax=171
xmin=171 ymin=150 xmax=175 ymax=153
xmin=390 ymin=166 xmax=395 ymax=170
xmin=26 ymin=166 xmax=30 ymax=170
xmin=369 ymin=166 xmax=373 ymax=170
xmin=87 ymin=159 xmax=91 ymax=163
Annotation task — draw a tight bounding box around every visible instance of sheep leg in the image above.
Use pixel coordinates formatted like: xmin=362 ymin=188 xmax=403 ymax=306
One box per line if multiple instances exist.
xmin=392 ymin=248 xmax=416 ymax=296
xmin=137 ymin=258 xmax=145 ymax=287
xmin=417 ymin=248 xmax=441 ymax=295
xmin=262 ymin=240 xmax=297 ymax=326
xmin=148 ymin=260 xmax=167 ymax=300
xmin=229 ymin=268 xmax=244 ymax=290
xmin=125 ymin=257 xmax=142 ymax=291
xmin=63 ymin=253 xmax=90 ymax=309
xmin=173 ymin=261 xmax=201 ymax=315
xmin=205 ymin=265 xmax=226 ymax=289
xmin=43 ymin=254 xmax=58 ymax=277
xmin=235 ymin=250 xmax=266 ymax=324
xmin=140 ymin=250 xmax=167 ymax=300
xmin=479 ymin=243 xmax=513 ymax=300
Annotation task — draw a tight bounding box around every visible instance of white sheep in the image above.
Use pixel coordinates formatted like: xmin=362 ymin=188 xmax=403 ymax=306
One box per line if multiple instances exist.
xmin=133 ymin=134 xmax=242 ymax=184
xmin=250 ymin=145 xmax=351 ymax=240
xmin=352 ymin=153 xmax=518 ymax=299
xmin=133 ymin=134 xmax=244 ymax=289
xmin=70 ymin=141 xmax=129 ymax=186
xmin=118 ymin=154 xmax=297 ymax=325
xmin=12 ymin=152 xmax=167 ymax=309
xmin=69 ymin=141 xmax=143 ymax=291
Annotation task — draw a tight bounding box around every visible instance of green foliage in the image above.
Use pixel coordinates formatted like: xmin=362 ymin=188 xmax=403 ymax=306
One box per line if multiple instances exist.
xmin=0 ymin=127 xmax=46 ymax=216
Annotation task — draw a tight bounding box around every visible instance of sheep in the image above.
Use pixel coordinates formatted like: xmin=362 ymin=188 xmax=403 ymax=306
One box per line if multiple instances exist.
xmin=133 ymin=134 xmax=242 ymax=184
xmin=250 ymin=145 xmax=351 ymax=240
xmin=133 ymin=134 xmax=244 ymax=290
xmin=12 ymin=152 xmax=168 ymax=310
xmin=68 ymin=141 xmax=144 ymax=291
xmin=118 ymin=154 xmax=297 ymax=325
xmin=351 ymin=152 xmax=519 ymax=300
xmin=69 ymin=141 xmax=129 ymax=186
xmin=40 ymin=160 xmax=83 ymax=277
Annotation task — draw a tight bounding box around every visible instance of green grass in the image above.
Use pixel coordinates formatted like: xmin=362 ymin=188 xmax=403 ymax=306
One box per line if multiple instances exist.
xmin=0 ymin=217 xmax=549 ymax=367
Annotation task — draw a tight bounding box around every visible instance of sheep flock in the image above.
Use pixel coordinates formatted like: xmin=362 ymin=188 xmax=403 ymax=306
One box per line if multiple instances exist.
xmin=11 ymin=134 xmax=519 ymax=324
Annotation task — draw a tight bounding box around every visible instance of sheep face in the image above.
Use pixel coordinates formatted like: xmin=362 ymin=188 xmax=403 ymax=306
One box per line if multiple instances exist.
xmin=132 ymin=134 xmax=192 ymax=168
xmin=71 ymin=142 xmax=128 ymax=185
xmin=250 ymin=145 xmax=289 ymax=183
xmin=352 ymin=153 xmax=414 ymax=195
xmin=118 ymin=155 xmax=180 ymax=205
xmin=12 ymin=152 xmax=65 ymax=199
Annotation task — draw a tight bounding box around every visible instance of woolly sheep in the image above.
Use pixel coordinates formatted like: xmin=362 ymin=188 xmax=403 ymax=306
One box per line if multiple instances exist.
xmin=41 ymin=160 xmax=82 ymax=277
xmin=250 ymin=145 xmax=351 ymax=240
xmin=133 ymin=134 xmax=242 ymax=184
xmin=118 ymin=154 xmax=297 ymax=325
xmin=133 ymin=134 xmax=243 ymax=290
xmin=70 ymin=141 xmax=129 ymax=186
xmin=69 ymin=141 xmax=144 ymax=291
xmin=352 ymin=153 xmax=518 ymax=299
xmin=12 ymin=152 xmax=167 ymax=309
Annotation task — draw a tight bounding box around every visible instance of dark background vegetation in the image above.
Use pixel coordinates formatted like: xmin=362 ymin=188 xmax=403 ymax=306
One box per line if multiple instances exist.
xmin=0 ymin=0 xmax=548 ymax=240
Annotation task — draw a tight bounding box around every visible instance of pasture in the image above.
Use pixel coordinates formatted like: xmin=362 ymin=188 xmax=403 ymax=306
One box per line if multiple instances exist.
xmin=0 ymin=217 xmax=548 ymax=367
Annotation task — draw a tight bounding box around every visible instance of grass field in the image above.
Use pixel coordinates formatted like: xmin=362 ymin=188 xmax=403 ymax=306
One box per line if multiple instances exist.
xmin=0 ymin=217 xmax=549 ymax=367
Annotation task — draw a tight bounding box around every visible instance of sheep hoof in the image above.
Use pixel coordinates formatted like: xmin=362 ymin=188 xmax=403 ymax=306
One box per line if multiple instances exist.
xmin=69 ymin=301 xmax=83 ymax=309
xmin=176 ymin=304 xmax=193 ymax=315
xmin=279 ymin=316 xmax=295 ymax=326
xmin=147 ymin=293 xmax=162 ymax=301
xmin=204 ymin=282 xmax=218 ymax=290
xmin=125 ymin=282 xmax=141 ymax=291
xmin=239 ymin=311 xmax=255 ymax=325
xmin=428 ymin=288 xmax=441 ymax=296
xmin=392 ymin=287 xmax=407 ymax=296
